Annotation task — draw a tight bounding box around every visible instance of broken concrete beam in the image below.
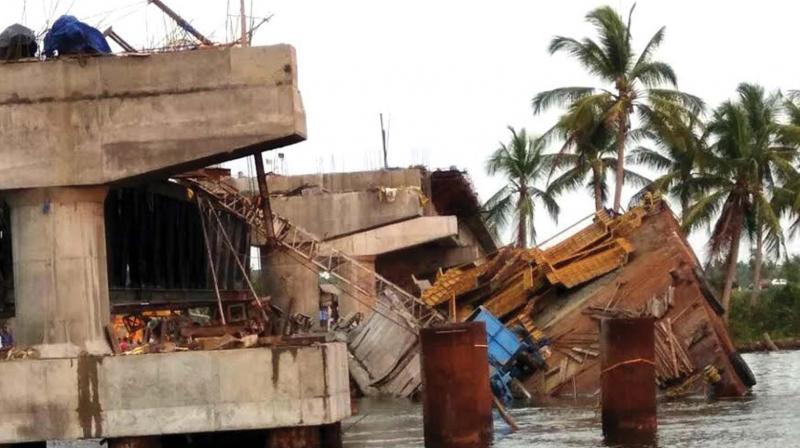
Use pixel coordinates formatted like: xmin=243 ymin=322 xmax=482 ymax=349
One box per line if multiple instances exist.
xmin=0 ymin=45 xmax=305 ymax=189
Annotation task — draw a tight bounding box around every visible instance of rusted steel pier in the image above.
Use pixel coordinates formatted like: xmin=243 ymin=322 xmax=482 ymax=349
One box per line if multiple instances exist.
xmin=420 ymin=322 xmax=494 ymax=448
xmin=600 ymin=317 xmax=657 ymax=443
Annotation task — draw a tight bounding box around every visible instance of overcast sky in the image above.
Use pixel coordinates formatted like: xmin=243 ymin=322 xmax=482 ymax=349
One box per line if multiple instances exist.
xmin=7 ymin=0 xmax=800 ymax=259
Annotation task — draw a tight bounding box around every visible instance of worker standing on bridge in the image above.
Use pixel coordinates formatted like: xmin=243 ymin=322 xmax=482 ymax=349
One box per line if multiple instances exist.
xmin=319 ymin=304 xmax=330 ymax=331
xmin=331 ymin=298 xmax=340 ymax=328
xmin=0 ymin=322 xmax=12 ymax=349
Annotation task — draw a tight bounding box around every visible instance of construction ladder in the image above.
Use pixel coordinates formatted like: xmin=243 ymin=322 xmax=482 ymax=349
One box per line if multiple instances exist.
xmin=174 ymin=174 xmax=447 ymax=332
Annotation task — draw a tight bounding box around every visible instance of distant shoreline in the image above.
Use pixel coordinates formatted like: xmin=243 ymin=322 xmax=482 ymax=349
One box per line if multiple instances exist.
xmin=737 ymin=338 xmax=800 ymax=353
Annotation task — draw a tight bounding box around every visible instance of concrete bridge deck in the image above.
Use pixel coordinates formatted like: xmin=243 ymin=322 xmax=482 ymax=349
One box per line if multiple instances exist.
xmin=0 ymin=45 xmax=305 ymax=189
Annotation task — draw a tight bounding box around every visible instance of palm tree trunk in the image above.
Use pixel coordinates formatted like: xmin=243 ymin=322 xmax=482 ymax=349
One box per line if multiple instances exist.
xmin=721 ymin=234 xmax=741 ymax=325
xmin=592 ymin=166 xmax=603 ymax=211
xmin=750 ymin=225 xmax=764 ymax=306
xmin=613 ymin=113 xmax=627 ymax=212
xmin=516 ymin=190 xmax=527 ymax=248
xmin=680 ymin=196 xmax=689 ymax=223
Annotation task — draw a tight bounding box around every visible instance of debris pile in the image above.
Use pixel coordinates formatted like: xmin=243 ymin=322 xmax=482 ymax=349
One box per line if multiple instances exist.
xmin=107 ymin=299 xmax=322 ymax=356
xmin=2 ymin=347 xmax=38 ymax=361
xmin=424 ymin=195 xmax=755 ymax=398
xmin=422 ymin=205 xmax=641 ymax=341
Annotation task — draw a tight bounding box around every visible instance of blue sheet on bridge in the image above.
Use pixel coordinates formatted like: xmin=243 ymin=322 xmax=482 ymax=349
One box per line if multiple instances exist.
xmin=44 ymin=15 xmax=111 ymax=57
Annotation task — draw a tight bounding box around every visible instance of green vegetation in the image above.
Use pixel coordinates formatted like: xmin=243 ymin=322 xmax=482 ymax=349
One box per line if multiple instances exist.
xmin=484 ymin=4 xmax=800 ymax=329
xmin=682 ymin=84 xmax=800 ymax=321
xmin=531 ymin=4 xmax=702 ymax=212
xmin=629 ymin=98 xmax=706 ymax=219
xmin=729 ymin=287 xmax=800 ymax=344
xmin=483 ymin=126 xmax=559 ymax=248
xmin=544 ymin=88 xmax=651 ymax=211
xmin=705 ymin=257 xmax=800 ymax=341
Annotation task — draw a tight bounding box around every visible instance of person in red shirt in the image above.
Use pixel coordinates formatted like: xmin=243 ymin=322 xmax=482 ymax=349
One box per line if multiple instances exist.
xmin=119 ymin=337 xmax=130 ymax=352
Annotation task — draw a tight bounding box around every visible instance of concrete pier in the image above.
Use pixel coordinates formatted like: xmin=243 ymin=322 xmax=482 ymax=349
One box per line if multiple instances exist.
xmin=600 ymin=317 xmax=657 ymax=443
xmin=5 ymin=187 xmax=111 ymax=357
xmin=420 ymin=322 xmax=493 ymax=448
xmin=0 ymin=343 xmax=350 ymax=444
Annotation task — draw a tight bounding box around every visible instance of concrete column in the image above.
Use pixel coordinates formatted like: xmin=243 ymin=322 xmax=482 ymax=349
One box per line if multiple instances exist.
xmin=6 ymin=187 xmax=111 ymax=357
xmin=600 ymin=317 xmax=656 ymax=444
xmin=262 ymin=250 xmax=319 ymax=319
xmin=421 ymin=322 xmax=493 ymax=448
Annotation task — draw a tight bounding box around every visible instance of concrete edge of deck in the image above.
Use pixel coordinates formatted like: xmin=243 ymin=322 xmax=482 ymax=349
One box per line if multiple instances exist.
xmin=0 ymin=44 xmax=307 ymax=189
xmin=0 ymin=342 xmax=350 ymax=444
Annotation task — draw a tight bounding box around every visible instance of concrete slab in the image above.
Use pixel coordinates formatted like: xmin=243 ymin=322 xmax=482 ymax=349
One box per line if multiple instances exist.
xmin=0 ymin=45 xmax=305 ymax=189
xmin=263 ymin=168 xmax=426 ymax=195
xmin=0 ymin=343 xmax=350 ymax=444
xmin=324 ymin=216 xmax=458 ymax=256
xmin=269 ymin=190 xmax=425 ymax=241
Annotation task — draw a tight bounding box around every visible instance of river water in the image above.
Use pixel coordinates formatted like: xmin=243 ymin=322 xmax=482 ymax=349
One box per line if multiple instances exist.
xmin=343 ymin=351 xmax=800 ymax=447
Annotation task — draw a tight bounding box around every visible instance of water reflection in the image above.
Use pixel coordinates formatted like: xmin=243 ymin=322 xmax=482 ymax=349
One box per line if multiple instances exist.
xmin=343 ymin=351 xmax=800 ymax=447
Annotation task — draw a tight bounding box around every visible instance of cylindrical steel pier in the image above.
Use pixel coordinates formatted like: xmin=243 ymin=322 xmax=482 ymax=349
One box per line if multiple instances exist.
xmin=600 ymin=317 xmax=657 ymax=444
xmin=421 ymin=322 xmax=493 ymax=448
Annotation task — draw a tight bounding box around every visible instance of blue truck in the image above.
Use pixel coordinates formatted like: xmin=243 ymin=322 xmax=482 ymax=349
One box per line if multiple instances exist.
xmin=467 ymin=306 xmax=549 ymax=404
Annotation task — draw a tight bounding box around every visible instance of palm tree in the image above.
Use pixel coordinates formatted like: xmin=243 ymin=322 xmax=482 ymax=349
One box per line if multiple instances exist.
xmin=532 ymin=4 xmax=703 ymax=212
xmin=484 ymin=126 xmax=560 ymax=248
xmin=628 ymin=104 xmax=708 ymax=218
xmin=683 ymin=84 xmax=797 ymax=319
xmin=766 ymin=91 xmax=800 ymax=285
xmin=738 ymin=85 xmax=800 ymax=303
xmin=545 ymin=101 xmax=651 ymax=210
xmin=772 ymin=173 xmax=800 ymax=241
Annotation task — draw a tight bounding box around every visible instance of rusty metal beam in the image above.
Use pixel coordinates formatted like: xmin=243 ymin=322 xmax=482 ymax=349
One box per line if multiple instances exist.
xmin=148 ymin=0 xmax=213 ymax=46
xmin=254 ymin=153 xmax=276 ymax=242
xmin=103 ymin=27 xmax=137 ymax=53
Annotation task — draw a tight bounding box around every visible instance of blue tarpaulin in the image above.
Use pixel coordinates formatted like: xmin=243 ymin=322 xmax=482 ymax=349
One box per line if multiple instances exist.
xmin=44 ymin=15 xmax=111 ymax=57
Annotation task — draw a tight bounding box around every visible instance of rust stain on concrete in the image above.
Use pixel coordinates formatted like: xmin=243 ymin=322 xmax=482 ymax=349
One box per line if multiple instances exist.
xmin=76 ymin=354 xmax=103 ymax=438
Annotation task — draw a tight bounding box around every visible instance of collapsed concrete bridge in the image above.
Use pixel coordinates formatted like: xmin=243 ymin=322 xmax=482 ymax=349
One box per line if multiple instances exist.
xmin=0 ymin=46 xmax=350 ymax=446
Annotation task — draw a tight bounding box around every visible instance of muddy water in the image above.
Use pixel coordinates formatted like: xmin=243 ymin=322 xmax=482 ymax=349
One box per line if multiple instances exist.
xmin=343 ymin=351 xmax=800 ymax=447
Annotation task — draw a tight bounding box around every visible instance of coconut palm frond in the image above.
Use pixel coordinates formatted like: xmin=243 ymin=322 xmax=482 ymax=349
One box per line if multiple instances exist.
xmin=482 ymin=127 xmax=560 ymax=247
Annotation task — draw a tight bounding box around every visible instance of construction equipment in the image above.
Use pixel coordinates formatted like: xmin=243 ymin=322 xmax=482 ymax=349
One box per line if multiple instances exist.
xmin=174 ymin=173 xmax=447 ymax=332
xmin=467 ymin=306 xmax=547 ymax=403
